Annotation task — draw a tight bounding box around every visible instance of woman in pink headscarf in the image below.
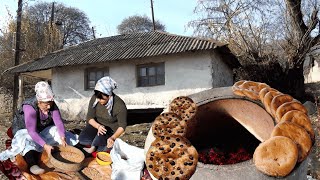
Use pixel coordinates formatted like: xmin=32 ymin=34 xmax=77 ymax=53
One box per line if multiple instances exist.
xmin=78 ymin=76 xmax=127 ymax=154
xmin=10 ymin=81 xmax=68 ymax=175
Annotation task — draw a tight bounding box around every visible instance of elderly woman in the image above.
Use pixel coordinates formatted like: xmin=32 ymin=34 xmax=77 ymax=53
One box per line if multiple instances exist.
xmin=0 ymin=81 xmax=78 ymax=175
xmin=79 ymin=76 xmax=127 ymax=153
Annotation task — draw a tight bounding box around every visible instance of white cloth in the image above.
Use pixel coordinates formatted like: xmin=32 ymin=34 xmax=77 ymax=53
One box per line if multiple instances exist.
xmin=110 ymin=139 xmax=145 ymax=180
xmin=35 ymin=81 xmax=54 ymax=102
xmin=0 ymin=126 xmax=78 ymax=161
xmin=93 ymin=76 xmax=117 ymax=115
xmin=94 ymin=76 xmax=117 ymax=96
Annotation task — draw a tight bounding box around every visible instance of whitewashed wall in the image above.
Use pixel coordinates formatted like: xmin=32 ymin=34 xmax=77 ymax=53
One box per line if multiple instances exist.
xmin=304 ymin=46 xmax=320 ymax=83
xmin=210 ymin=51 xmax=234 ymax=86
xmin=51 ymin=50 xmax=233 ymax=120
xmin=304 ymin=61 xmax=320 ymax=83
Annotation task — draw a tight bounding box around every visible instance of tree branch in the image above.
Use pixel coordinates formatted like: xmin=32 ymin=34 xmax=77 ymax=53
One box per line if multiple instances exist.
xmin=311 ymin=34 xmax=320 ymax=48
xmin=285 ymin=0 xmax=308 ymax=36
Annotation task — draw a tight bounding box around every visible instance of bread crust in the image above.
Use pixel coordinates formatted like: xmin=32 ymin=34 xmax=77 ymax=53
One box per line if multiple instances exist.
xmin=259 ymin=87 xmax=278 ymax=103
xmin=232 ymin=80 xmax=246 ymax=96
xmin=280 ymin=110 xmax=315 ymax=143
xmin=152 ymin=112 xmax=187 ymax=137
xmin=240 ymin=81 xmax=261 ymax=100
xmin=270 ymin=94 xmax=293 ymax=121
xmin=253 ymin=136 xmax=298 ymax=177
xmin=232 ymin=81 xmax=270 ymax=100
xmin=275 ymin=101 xmax=308 ymax=122
xmin=263 ymin=91 xmax=282 ymax=115
xmin=231 ymin=80 xmax=313 ymax=177
xmin=146 ymin=135 xmax=198 ymax=180
xmin=271 ymin=121 xmax=312 ymax=162
xmin=169 ymin=96 xmax=197 ymax=124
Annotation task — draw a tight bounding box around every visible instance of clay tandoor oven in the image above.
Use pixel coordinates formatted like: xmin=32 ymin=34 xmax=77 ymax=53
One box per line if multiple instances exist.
xmin=144 ymin=87 xmax=309 ymax=180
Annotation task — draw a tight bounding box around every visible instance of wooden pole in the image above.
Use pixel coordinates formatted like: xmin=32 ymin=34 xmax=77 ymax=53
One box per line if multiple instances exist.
xmin=13 ymin=0 xmax=23 ymax=115
xmin=17 ymin=76 xmax=24 ymax=106
xmin=150 ymin=0 xmax=156 ymax=31
xmin=49 ymin=2 xmax=55 ymax=51
xmin=92 ymin=26 xmax=96 ymax=39
xmin=51 ymin=2 xmax=55 ymax=27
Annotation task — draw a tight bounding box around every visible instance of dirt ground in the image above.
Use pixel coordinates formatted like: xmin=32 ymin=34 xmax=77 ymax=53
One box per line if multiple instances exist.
xmin=0 ymin=125 xmax=10 ymax=180
xmin=0 ymin=122 xmax=153 ymax=180
xmin=0 ymin=83 xmax=319 ymax=179
xmin=1 ymin=115 xmax=319 ymax=180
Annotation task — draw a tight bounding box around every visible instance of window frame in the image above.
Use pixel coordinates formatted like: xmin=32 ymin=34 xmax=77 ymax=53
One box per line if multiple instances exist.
xmin=84 ymin=67 xmax=109 ymax=90
xmin=136 ymin=62 xmax=165 ymax=87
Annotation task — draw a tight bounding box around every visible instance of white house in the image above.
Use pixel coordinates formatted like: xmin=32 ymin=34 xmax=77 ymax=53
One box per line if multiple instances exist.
xmin=6 ymin=31 xmax=240 ymax=122
xmin=304 ymin=45 xmax=320 ymax=83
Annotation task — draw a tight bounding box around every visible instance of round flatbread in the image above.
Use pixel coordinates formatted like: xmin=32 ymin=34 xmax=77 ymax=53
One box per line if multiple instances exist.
xmin=259 ymin=87 xmax=278 ymax=103
xmin=169 ymin=96 xmax=197 ymax=123
xmin=232 ymin=80 xmax=246 ymax=96
xmin=152 ymin=112 xmax=187 ymax=137
xmin=146 ymin=135 xmax=198 ymax=180
xmin=280 ymin=110 xmax=315 ymax=143
xmin=263 ymin=90 xmax=282 ymax=116
xmin=239 ymin=81 xmax=261 ymax=100
xmin=275 ymin=101 xmax=308 ymax=122
xmin=270 ymin=94 xmax=293 ymax=121
xmin=271 ymin=121 xmax=312 ymax=162
xmin=253 ymin=136 xmax=298 ymax=177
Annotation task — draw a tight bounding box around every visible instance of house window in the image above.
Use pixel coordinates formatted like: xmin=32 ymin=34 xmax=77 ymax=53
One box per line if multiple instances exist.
xmin=137 ymin=63 xmax=165 ymax=87
xmin=85 ymin=67 xmax=109 ymax=90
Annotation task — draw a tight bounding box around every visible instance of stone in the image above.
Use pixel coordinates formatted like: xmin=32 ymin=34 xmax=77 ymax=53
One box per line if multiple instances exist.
xmin=303 ymin=101 xmax=317 ymax=115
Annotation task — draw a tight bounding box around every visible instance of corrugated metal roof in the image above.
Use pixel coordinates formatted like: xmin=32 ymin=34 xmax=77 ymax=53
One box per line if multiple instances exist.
xmin=6 ymin=31 xmax=240 ymax=73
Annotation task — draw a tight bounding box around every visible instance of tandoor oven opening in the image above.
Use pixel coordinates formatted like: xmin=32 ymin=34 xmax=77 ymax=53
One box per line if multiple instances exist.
xmin=186 ymin=99 xmax=275 ymax=165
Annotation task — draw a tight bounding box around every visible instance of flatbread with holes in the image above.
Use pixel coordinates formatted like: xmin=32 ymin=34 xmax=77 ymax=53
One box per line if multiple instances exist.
xmin=152 ymin=112 xmax=187 ymax=137
xmin=146 ymin=135 xmax=198 ymax=180
xmin=169 ymin=96 xmax=197 ymax=124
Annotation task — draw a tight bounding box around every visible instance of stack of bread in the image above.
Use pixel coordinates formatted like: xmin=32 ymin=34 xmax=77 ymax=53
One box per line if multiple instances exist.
xmin=232 ymin=80 xmax=314 ymax=177
xmin=146 ymin=96 xmax=199 ymax=180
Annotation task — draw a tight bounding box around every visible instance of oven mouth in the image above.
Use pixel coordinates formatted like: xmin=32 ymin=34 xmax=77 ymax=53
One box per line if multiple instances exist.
xmin=185 ymin=98 xmax=275 ymax=165
xmin=144 ymin=87 xmax=308 ymax=179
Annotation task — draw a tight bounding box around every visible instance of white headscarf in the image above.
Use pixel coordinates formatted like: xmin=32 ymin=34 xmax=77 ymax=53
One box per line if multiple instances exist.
xmin=35 ymin=81 xmax=54 ymax=102
xmin=92 ymin=76 xmax=118 ymax=115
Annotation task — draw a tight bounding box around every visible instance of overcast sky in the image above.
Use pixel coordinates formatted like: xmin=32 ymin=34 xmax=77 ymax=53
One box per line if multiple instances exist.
xmin=0 ymin=0 xmax=199 ymax=37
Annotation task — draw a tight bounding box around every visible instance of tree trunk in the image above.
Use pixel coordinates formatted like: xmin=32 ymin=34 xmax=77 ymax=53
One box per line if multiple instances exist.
xmin=281 ymin=67 xmax=305 ymax=100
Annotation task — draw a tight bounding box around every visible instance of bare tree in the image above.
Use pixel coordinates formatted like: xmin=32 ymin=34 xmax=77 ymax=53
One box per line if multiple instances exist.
xmin=26 ymin=2 xmax=93 ymax=46
xmin=117 ymin=15 xmax=166 ymax=34
xmin=189 ymin=0 xmax=320 ymax=99
xmin=0 ymin=2 xmax=93 ymax=90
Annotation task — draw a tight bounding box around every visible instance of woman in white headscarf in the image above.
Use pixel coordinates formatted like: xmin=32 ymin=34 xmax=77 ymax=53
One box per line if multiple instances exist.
xmin=78 ymin=76 xmax=127 ymax=153
xmin=2 ymin=81 xmax=78 ymax=175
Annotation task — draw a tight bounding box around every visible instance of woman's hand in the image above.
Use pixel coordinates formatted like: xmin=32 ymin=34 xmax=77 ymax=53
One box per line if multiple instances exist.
xmin=60 ymin=137 xmax=67 ymax=147
xmin=107 ymin=137 xmax=115 ymax=148
xmin=43 ymin=144 xmax=53 ymax=155
xmin=97 ymin=125 xmax=107 ymax=135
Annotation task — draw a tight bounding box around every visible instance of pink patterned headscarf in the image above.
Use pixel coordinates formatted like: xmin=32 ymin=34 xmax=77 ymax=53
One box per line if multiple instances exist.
xmin=35 ymin=81 xmax=54 ymax=102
